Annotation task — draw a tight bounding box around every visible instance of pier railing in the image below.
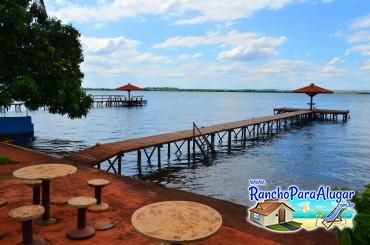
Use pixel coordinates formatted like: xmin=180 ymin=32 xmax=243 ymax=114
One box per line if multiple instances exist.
xmin=192 ymin=122 xmax=216 ymax=162
xmin=91 ymin=95 xmax=147 ymax=107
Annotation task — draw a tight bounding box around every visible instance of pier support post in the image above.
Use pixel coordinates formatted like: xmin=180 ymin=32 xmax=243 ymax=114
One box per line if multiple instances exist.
xmin=187 ymin=139 xmax=191 ymax=163
xmin=167 ymin=143 xmax=171 ymax=159
xmin=211 ymin=134 xmax=215 ymax=149
xmin=137 ymin=150 xmax=142 ymax=176
xmin=243 ymin=127 xmax=247 ymax=147
xmin=157 ymin=145 xmax=162 ymax=169
xmin=227 ymin=130 xmax=232 ymax=153
xmin=192 ymin=137 xmax=196 ymax=163
xmin=117 ymin=154 xmax=122 ymax=175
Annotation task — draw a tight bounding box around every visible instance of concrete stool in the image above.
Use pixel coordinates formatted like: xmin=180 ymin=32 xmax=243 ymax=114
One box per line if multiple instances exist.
xmin=0 ymin=198 xmax=8 ymax=207
xmin=8 ymin=205 xmax=45 ymax=245
xmin=25 ymin=180 xmax=42 ymax=205
xmin=66 ymin=196 xmax=96 ymax=240
xmin=0 ymin=198 xmax=8 ymax=239
xmin=87 ymin=179 xmax=110 ymax=212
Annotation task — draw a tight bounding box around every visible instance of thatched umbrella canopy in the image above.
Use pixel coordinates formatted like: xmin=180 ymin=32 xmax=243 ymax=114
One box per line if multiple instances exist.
xmin=116 ymin=83 xmax=143 ymax=100
xmin=293 ymin=83 xmax=333 ymax=109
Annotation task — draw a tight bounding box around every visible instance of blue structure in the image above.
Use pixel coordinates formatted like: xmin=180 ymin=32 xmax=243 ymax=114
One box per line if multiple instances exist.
xmin=0 ymin=116 xmax=34 ymax=141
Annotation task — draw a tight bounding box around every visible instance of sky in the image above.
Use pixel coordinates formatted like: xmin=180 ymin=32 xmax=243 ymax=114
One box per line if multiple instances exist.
xmin=45 ymin=0 xmax=370 ymax=90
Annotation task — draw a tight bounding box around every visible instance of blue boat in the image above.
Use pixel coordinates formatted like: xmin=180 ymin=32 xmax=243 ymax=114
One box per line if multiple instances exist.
xmin=0 ymin=116 xmax=34 ymax=142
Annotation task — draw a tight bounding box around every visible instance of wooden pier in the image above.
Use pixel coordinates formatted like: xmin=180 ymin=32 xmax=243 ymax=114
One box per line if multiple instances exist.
xmin=274 ymin=108 xmax=350 ymax=122
xmin=68 ymin=109 xmax=350 ymax=176
xmin=91 ymin=95 xmax=147 ymax=107
xmin=0 ymin=102 xmax=24 ymax=113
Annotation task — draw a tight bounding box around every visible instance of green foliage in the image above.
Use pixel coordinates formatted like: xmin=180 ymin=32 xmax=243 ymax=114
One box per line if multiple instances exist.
xmin=0 ymin=0 xmax=93 ymax=118
xmin=336 ymin=184 xmax=370 ymax=245
xmin=0 ymin=155 xmax=10 ymax=164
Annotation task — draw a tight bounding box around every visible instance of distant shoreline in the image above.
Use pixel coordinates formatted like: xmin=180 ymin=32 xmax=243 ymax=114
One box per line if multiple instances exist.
xmin=83 ymin=87 xmax=370 ymax=94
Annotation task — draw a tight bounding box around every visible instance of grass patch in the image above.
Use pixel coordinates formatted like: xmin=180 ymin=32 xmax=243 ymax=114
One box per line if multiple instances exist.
xmin=0 ymin=155 xmax=11 ymax=164
xmin=266 ymin=224 xmax=290 ymax=231
xmin=287 ymin=221 xmax=302 ymax=228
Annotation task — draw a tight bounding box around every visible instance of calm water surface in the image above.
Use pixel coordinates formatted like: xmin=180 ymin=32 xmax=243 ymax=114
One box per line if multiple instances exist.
xmin=6 ymin=91 xmax=370 ymax=205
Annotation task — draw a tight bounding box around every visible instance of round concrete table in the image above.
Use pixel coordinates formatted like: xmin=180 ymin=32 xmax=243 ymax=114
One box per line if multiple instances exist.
xmin=13 ymin=164 xmax=77 ymax=225
xmin=131 ymin=201 xmax=222 ymax=245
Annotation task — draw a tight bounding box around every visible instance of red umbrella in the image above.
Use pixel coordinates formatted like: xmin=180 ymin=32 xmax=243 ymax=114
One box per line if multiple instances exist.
xmin=293 ymin=83 xmax=333 ymax=110
xmin=116 ymin=83 xmax=143 ymax=100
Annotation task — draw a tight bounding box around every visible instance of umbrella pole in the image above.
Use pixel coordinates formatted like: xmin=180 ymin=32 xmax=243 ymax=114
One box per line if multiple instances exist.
xmin=310 ymin=95 xmax=313 ymax=110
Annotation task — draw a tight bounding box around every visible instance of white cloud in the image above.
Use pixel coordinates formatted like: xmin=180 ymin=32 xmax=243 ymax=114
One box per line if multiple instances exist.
xmin=321 ymin=57 xmax=346 ymax=76
xmin=47 ymin=0 xmax=326 ymax=25
xmin=350 ymin=15 xmax=370 ymax=30
xmin=321 ymin=65 xmax=345 ymax=74
xmin=130 ymin=53 xmax=172 ymax=64
xmin=177 ymin=53 xmax=203 ymax=62
xmin=360 ymin=60 xmax=370 ymax=71
xmin=327 ymin=57 xmax=341 ymax=65
xmin=218 ymin=46 xmax=279 ymax=61
xmin=153 ymin=31 xmax=285 ymax=48
xmin=346 ymin=31 xmax=370 ymax=43
xmin=339 ymin=14 xmax=370 ymax=58
xmin=153 ymin=31 xmax=286 ymax=61
xmin=346 ymin=44 xmax=370 ymax=56
xmin=80 ymin=35 xmax=174 ymax=80
xmin=81 ymin=36 xmax=140 ymax=54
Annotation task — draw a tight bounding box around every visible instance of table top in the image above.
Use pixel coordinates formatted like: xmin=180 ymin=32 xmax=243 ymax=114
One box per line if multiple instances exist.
xmin=88 ymin=179 xmax=110 ymax=187
xmin=8 ymin=205 xmax=44 ymax=221
xmin=68 ymin=196 xmax=97 ymax=208
xmin=131 ymin=201 xmax=222 ymax=243
xmin=13 ymin=163 xmax=77 ymax=181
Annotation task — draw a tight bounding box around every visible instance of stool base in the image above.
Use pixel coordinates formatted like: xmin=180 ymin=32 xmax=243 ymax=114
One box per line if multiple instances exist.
xmin=66 ymin=226 xmax=95 ymax=240
xmin=92 ymin=218 xmax=115 ymax=231
xmin=0 ymin=199 xmax=7 ymax=207
xmin=51 ymin=197 xmax=68 ymax=205
xmin=19 ymin=239 xmax=46 ymax=245
xmin=37 ymin=217 xmax=57 ymax=226
xmin=88 ymin=203 xmax=109 ymax=212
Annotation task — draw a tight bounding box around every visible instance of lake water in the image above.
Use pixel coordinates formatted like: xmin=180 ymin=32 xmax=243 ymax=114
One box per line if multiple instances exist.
xmin=4 ymin=90 xmax=370 ymax=207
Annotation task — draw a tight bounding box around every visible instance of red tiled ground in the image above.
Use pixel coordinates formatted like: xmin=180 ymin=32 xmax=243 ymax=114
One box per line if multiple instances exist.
xmin=0 ymin=143 xmax=338 ymax=244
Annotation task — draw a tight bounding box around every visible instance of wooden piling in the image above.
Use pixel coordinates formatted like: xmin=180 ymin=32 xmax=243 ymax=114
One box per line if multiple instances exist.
xmin=137 ymin=150 xmax=142 ymax=175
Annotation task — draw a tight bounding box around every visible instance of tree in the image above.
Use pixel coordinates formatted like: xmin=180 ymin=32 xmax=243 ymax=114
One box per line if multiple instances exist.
xmin=0 ymin=0 xmax=93 ymax=119
xmin=336 ymin=184 xmax=370 ymax=245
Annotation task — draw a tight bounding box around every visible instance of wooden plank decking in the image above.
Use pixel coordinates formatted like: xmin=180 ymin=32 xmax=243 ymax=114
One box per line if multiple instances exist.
xmin=68 ymin=110 xmax=312 ymax=166
xmin=274 ymin=107 xmax=350 ymax=114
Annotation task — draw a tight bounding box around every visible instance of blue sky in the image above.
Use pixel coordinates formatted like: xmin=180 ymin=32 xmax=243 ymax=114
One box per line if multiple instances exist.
xmin=45 ymin=0 xmax=370 ymax=90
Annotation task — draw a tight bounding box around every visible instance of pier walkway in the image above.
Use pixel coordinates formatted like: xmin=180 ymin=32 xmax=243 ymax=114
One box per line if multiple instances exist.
xmin=274 ymin=107 xmax=349 ymax=122
xmin=68 ymin=108 xmax=349 ymax=175
xmin=68 ymin=110 xmax=315 ymax=174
